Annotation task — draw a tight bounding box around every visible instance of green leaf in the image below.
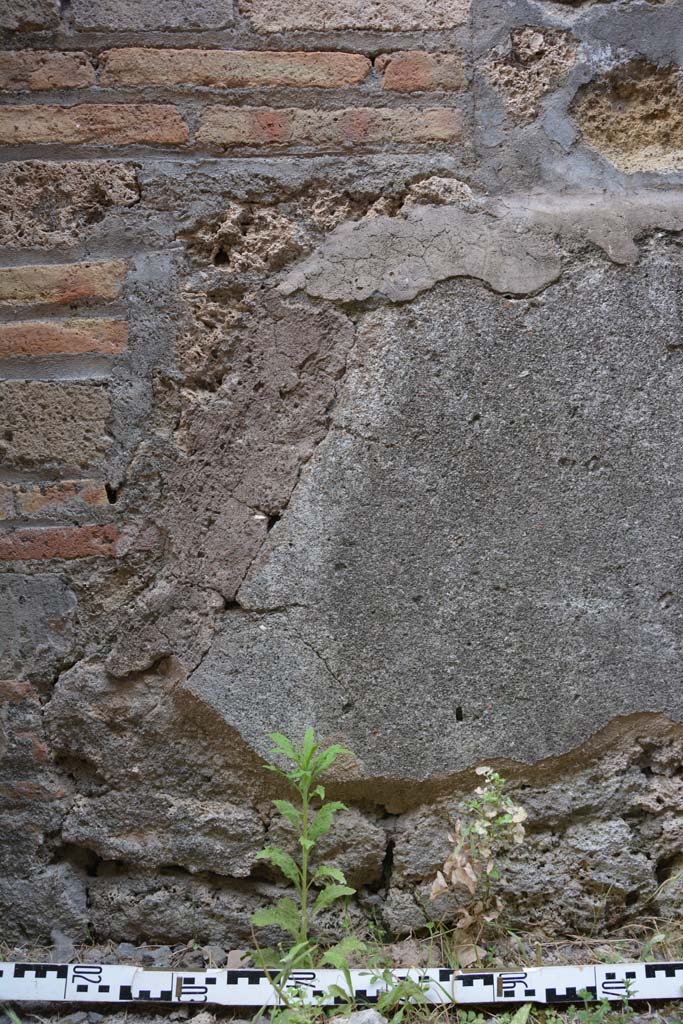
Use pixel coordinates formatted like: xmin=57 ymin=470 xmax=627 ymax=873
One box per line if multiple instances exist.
xmin=247 ymin=945 xmax=281 ymax=969
xmin=273 ymin=799 xmax=302 ymax=828
xmin=377 ymin=978 xmax=428 ymax=1013
xmin=299 ymin=836 xmax=315 ymax=852
xmin=279 ymin=940 xmax=316 ymax=969
xmin=312 ymin=745 xmax=351 ymax=776
xmin=321 ymin=936 xmax=367 ymax=969
xmin=255 ymin=846 xmax=301 ymax=886
xmin=312 ymin=864 xmax=347 ymax=885
xmin=312 ymin=785 xmax=325 ymax=800
xmin=312 ymin=883 xmax=355 ymax=915
xmin=327 ymin=984 xmax=354 ymax=1003
xmin=309 ymin=801 xmax=346 ymax=841
xmin=251 ymin=897 xmax=300 ymax=938
xmin=509 ymin=1006 xmax=532 ymax=1024
xmin=269 ymin=732 xmax=297 ymax=761
xmin=302 ymin=728 xmax=317 ymax=764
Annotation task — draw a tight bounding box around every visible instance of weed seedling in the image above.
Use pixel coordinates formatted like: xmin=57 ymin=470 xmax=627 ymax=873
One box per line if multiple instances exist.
xmin=250 ymin=728 xmax=355 ymax=969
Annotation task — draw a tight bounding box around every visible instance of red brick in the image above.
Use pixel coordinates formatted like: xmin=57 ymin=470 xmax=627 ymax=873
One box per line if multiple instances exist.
xmin=0 ymin=51 xmax=95 ymax=92
xmin=378 ymin=51 xmax=466 ymax=92
xmin=0 ymin=523 xmax=119 ymax=560
xmin=0 ymin=479 xmax=109 ymax=520
xmin=0 ymin=105 xmax=188 ymax=145
xmin=101 ymin=48 xmax=371 ymax=88
xmin=198 ymin=106 xmax=462 ymax=149
xmin=0 ymin=261 xmax=127 ymax=306
xmin=0 ymin=319 xmax=128 ymax=356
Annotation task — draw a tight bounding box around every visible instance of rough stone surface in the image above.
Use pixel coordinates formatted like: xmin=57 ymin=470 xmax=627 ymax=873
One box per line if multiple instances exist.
xmin=62 ymin=793 xmax=265 ymax=875
xmin=573 ymin=60 xmax=683 ymax=172
xmin=0 ymin=679 xmax=67 ymax=858
xmin=402 ymin=175 xmax=474 ymax=206
xmin=0 ymin=575 xmax=76 ymax=682
xmin=0 ymin=381 xmax=111 ymax=467
xmin=0 ymin=867 xmax=88 ymax=945
xmin=0 ymin=161 xmax=140 ymax=249
xmin=87 ymin=873 xmax=284 ymax=945
xmin=386 ymin=725 xmax=683 ymax=936
xmin=0 ymin=0 xmax=59 ymax=31
xmin=242 ymin=0 xmax=470 ymax=32
xmin=268 ymin=807 xmax=388 ymax=887
xmin=70 ymin=0 xmax=234 ymax=30
xmin=485 ymin=28 xmax=578 ymax=122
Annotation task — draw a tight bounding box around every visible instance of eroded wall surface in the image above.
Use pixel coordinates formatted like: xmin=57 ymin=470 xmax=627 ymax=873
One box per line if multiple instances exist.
xmin=2 ymin=0 xmax=683 ymax=947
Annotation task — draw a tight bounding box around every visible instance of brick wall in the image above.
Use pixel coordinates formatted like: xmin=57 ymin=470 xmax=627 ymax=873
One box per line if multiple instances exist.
xmin=0 ymin=0 xmax=468 ymax=572
xmin=0 ymin=0 xmax=475 ymax=945
xmin=3 ymin=0 xmax=683 ymax=953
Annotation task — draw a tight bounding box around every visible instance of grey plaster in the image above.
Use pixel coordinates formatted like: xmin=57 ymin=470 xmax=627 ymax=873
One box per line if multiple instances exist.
xmin=189 ymin=249 xmax=683 ymax=779
xmin=281 ymin=191 xmax=683 ymax=303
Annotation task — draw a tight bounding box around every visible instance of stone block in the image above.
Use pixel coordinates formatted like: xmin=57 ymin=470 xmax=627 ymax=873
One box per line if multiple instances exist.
xmin=0 ymin=381 xmax=111 ymax=467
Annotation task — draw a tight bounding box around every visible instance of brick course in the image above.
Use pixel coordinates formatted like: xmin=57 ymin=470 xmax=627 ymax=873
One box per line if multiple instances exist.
xmin=378 ymin=52 xmax=467 ymax=92
xmin=0 ymin=105 xmax=188 ymax=146
xmin=101 ymin=49 xmax=371 ymax=89
xmin=0 ymin=480 xmax=109 ymax=520
xmin=0 ymin=524 xmax=119 ymax=560
xmin=70 ymin=0 xmax=234 ymax=30
xmin=242 ymin=0 xmax=469 ymax=32
xmin=0 ymin=262 xmax=127 ymax=306
xmin=0 ymin=319 xmax=128 ymax=356
xmin=0 ymin=51 xmax=95 ymax=92
xmin=0 ymin=0 xmax=59 ymax=31
xmin=198 ymin=106 xmax=462 ymax=149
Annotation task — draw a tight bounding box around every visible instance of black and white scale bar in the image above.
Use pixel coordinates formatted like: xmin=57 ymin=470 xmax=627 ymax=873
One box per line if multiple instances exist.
xmin=1 ymin=962 xmax=682 ymax=1007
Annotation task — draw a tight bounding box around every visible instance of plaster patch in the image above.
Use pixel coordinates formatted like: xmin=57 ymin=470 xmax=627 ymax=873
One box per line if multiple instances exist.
xmin=281 ymin=191 xmax=683 ymax=303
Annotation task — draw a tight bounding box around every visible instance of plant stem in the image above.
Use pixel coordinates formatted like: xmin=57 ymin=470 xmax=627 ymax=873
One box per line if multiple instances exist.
xmin=300 ymin=771 xmax=310 ymax=949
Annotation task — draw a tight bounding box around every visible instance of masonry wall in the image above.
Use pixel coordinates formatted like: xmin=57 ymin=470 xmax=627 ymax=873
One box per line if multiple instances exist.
xmin=2 ymin=0 xmax=683 ymax=949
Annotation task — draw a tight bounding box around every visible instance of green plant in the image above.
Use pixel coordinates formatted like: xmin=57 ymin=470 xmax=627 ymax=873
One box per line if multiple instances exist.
xmin=564 ymin=988 xmax=634 ymax=1024
xmin=250 ymin=729 xmax=355 ymax=968
xmin=429 ymin=766 xmax=528 ymax=966
xmin=371 ymin=970 xmax=431 ymax=1024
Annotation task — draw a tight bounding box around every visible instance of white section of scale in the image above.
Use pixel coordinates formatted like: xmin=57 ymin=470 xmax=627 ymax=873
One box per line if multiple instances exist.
xmin=1 ymin=961 xmax=682 ymax=1007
